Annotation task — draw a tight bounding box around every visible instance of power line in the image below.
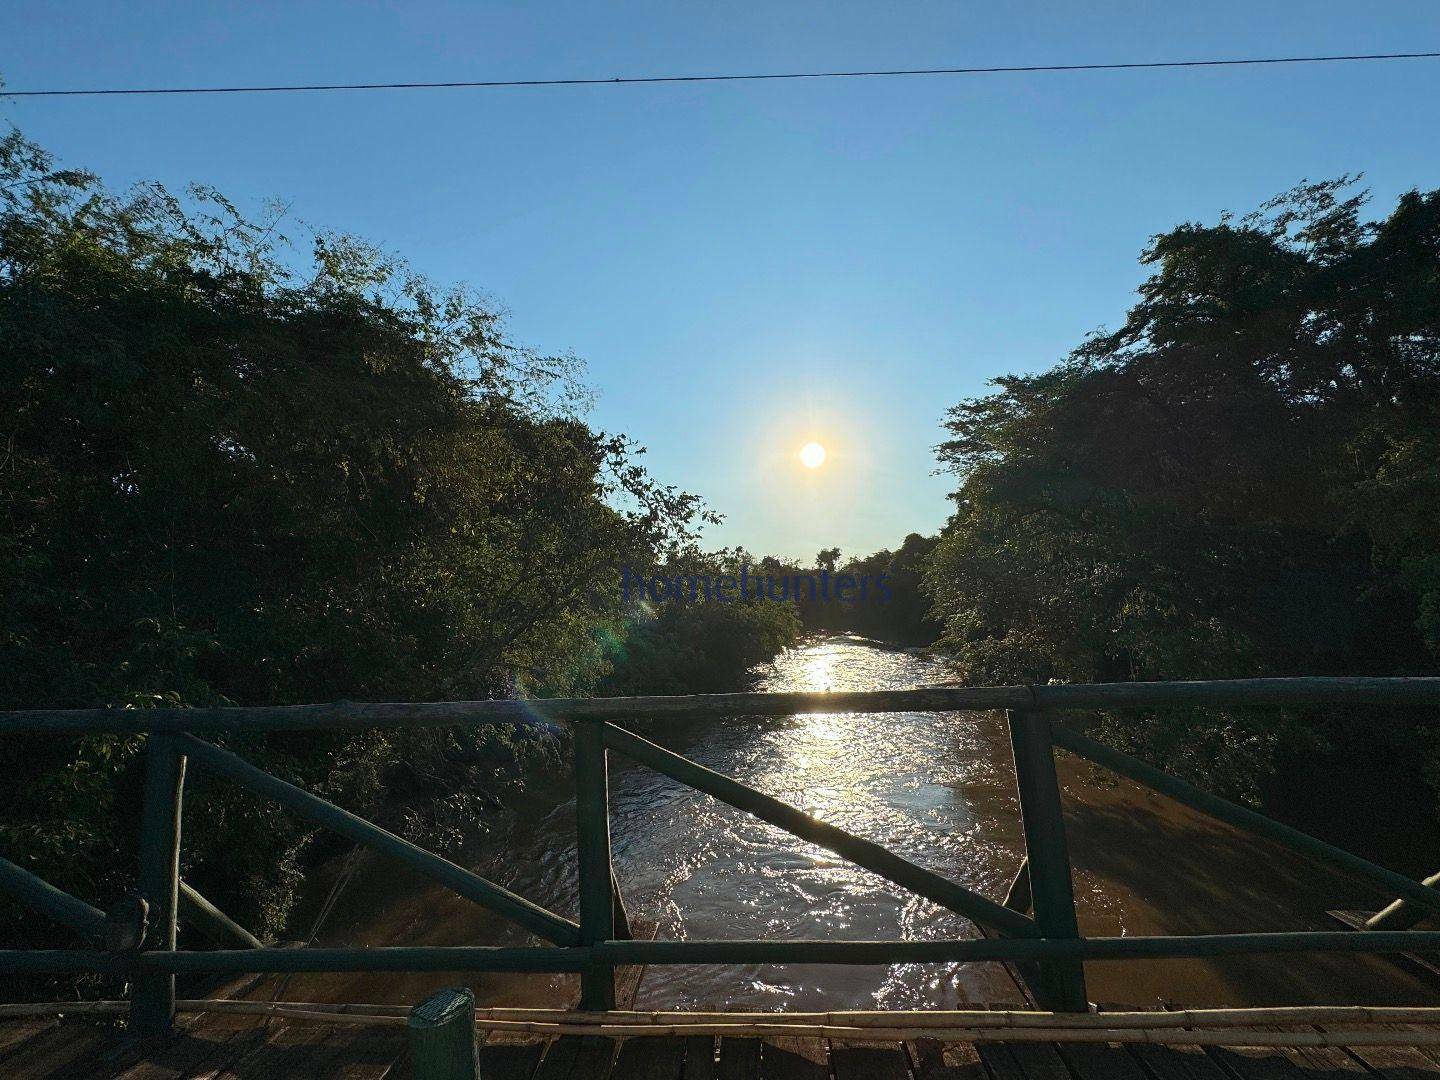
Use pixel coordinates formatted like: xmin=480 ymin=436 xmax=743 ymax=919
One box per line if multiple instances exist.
xmin=4 ymin=50 xmax=1439 ymax=99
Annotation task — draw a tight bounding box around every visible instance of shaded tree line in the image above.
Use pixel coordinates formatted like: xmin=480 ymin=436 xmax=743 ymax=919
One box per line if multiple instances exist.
xmin=923 ymin=179 xmax=1440 ymax=868
xmin=0 ymin=128 xmax=795 ymax=977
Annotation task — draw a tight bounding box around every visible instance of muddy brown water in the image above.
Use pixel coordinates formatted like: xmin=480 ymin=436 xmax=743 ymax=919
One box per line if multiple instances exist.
xmin=260 ymin=636 xmax=1440 ymax=1011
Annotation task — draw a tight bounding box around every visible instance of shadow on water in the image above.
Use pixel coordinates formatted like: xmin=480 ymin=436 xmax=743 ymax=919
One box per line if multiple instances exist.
xmin=258 ymin=635 xmax=1440 ymax=1010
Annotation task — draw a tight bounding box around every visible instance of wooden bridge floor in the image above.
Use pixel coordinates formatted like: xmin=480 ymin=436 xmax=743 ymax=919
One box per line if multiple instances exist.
xmin=9 ymin=1011 xmax=1440 ymax=1080
xmin=8 ymin=925 xmax=1440 ymax=1080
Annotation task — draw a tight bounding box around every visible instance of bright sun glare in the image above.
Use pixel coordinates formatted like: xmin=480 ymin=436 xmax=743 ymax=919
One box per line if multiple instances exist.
xmin=799 ymin=442 xmax=826 ymax=469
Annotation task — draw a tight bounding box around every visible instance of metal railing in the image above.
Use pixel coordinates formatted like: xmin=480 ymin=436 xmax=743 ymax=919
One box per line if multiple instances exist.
xmin=3 ymin=677 xmax=1440 ymax=1037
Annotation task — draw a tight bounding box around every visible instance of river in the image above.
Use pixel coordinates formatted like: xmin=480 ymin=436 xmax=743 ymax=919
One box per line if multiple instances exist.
xmin=272 ymin=635 xmax=1440 ymax=1011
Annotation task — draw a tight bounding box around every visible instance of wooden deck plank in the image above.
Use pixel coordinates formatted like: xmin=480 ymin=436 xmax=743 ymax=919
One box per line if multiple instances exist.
xmin=758 ymin=1036 xmax=827 ymax=1080
xmin=1130 ymin=1041 xmax=1234 ymax=1080
xmin=108 ymin=1026 xmax=252 ymax=1080
xmin=0 ymin=1022 xmax=116 ymax=1078
xmin=1201 ymin=1023 xmax=1369 ymax=1080
xmin=717 ymin=1037 xmax=762 ymax=1080
xmin=476 ymin=1035 xmax=550 ymax=1080
xmin=682 ymin=1036 xmax=717 ymax=1080
xmin=571 ymin=1035 xmax=620 ymax=1079
xmin=1338 ymin=1036 xmax=1440 ymax=1079
xmin=1058 ymin=1042 xmax=1150 ymax=1080
xmin=830 ymin=1040 xmax=911 ymax=1080
xmin=220 ymin=1019 xmax=339 ymax=1079
xmin=532 ymin=1034 xmax=586 ymax=1080
xmin=908 ymin=1038 xmax=989 ymax=1080
xmin=299 ymin=1024 xmax=408 ymax=1079
xmin=21 ymin=1014 xmax=1440 ymax=1080
xmin=0 ymin=1019 xmax=56 ymax=1061
xmin=611 ymin=1035 xmax=687 ymax=1080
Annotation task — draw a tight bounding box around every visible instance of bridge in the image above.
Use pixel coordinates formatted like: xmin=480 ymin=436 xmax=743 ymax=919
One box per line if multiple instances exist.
xmin=4 ymin=678 xmax=1440 ymax=1077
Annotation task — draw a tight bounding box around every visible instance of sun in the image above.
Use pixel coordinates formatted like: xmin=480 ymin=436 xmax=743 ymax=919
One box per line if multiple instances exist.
xmin=799 ymin=441 xmax=826 ymax=469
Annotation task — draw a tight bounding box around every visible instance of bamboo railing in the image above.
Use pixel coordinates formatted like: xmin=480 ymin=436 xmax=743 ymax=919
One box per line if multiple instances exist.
xmin=2 ymin=677 xmax=1440 ymax=1037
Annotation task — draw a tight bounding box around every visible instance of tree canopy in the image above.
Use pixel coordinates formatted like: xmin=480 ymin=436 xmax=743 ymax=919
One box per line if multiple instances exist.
xmin=927 ymin=179 xmax=1440 ymax=808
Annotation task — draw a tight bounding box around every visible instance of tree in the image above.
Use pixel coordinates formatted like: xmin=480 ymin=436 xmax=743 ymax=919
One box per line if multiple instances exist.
xmin=927 ymin=179 xmax=1440 ymax=814
xmin=0 ymin=126 xmax=709 ymax=966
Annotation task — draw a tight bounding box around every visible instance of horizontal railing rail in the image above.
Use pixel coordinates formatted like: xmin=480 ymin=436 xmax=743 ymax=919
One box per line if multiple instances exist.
xmin=3 ymin=677 xmax=1440 ymax=734
xmin=4 ymin=676 xmax=1440 ymax=1035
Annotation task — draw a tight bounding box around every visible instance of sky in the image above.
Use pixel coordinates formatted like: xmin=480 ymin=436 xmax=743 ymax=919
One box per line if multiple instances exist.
xmin=3 ymin=2 xmax=1439 ymax=560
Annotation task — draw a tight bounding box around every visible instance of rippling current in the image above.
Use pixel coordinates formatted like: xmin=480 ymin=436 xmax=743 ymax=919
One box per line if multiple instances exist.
xmin=600 ymin=636 xmax=1022 ymax=1009
xmin=299 ymin=635 xmax=1440 ymax=1011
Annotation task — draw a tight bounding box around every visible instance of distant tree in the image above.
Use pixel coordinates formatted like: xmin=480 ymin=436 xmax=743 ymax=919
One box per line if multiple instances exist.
xmin=815 ymin=547 xmax=841 ymax=572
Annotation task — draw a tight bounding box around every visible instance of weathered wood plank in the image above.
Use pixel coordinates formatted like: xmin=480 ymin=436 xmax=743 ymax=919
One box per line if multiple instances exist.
xmin=570 ymin=1035 xmax=619 ymax=1079
xmin=717 ymin=1037 xmax=761 ymax=1080
xmin=0 ymin=1023 xmax=115 ymax=1078
xmin=531 ymin=1035 xmax=584 ymax=1080
xmin=908 ymin=1038 xmax=989 ymax=1080
xmin=220 ymin=1019 xmax=338 ymax=1079
xmin=1341 ymin=1036 xmax=1440 ymax=1078
xmin=475 ymin=1034 xmax=548 ymax=1080
xmin=0 ymin=1020 xmax=56 ymax=1062
xmin=1057 ymin=1042 xmax=1150 ymax=1080
xmin=1002 ymin=1042 xmax=1082 ymax=1080
xmin=266 ymin=1024 xmax=406 ymax=1080
xmin=110 ymin=1026 xmax=242 ymax=1079
xmin=611 ymin=1036 xmax=687 ymax=1080
xmin=682 ymin=1037 xmax=716 ymax=1080
xmin=1129 ymin=1041 xmax=1233 ymax=1080
xmin=1200 ymin=1021 xmax=1366 ymax=1080
xmin=829 ymin=1040 xmax=910 ymax=1080
xmin=758 ymin=1036 xmax=826 ymax=1080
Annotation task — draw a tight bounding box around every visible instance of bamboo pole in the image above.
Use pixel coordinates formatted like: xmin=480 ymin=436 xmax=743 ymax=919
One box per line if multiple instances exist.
xmin=9 ymin=1000 xmax=1440 ymax=1047
xmin=14 ymin=1001 xmax=1440 ymax=1029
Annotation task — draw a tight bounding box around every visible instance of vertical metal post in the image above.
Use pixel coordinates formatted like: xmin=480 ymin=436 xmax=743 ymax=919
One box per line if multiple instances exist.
xmin=1007 ymin=710 xmax=1088 ymax=1011
xmin=573 ymin=721 xmax=616 ymax=1010
xmin=131 ymin=733 xmax=186 ymax=1040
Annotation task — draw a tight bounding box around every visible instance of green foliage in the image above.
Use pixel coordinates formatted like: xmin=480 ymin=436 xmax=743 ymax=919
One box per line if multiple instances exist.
xmin=600 ymin=549 xmax=802 ymax=695
xmin=928 ymin=178 xmax=1440 ymax=803
xmin=0 ymin=126 xmax=720 ymax=967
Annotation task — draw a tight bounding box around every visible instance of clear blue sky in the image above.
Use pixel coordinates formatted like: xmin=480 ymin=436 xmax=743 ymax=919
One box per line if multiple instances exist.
xmin=4 ymin=2 xmax=1438 ymax=559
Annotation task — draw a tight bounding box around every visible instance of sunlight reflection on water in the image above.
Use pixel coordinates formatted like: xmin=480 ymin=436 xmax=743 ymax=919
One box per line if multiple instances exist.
xmin=580 ymin=634 xmax=1025 ymax=1010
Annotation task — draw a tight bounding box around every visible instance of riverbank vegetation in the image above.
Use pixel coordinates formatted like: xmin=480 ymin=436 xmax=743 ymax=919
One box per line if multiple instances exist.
xmin=0 ymin=127 xmax=795 ymax=967
xmin=924 ymin=179 xmax=1440 ymax=867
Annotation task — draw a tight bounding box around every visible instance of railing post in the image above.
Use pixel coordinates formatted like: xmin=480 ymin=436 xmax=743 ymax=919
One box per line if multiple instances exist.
xmin=573 ymin=721 xmax=615 ymax=1010
xmin=131 ymin=733 xmax=186 ymax=1040
xmin=409 ymin=987 xmax=479 ymax=1080
xmin=1007 ymin=709 xmax=1088 ymax=1011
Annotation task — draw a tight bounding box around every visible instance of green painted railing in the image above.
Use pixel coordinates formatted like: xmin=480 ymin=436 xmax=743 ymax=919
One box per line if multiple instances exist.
xmin=3 ymin=677 xmax=1440 ymax=1037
